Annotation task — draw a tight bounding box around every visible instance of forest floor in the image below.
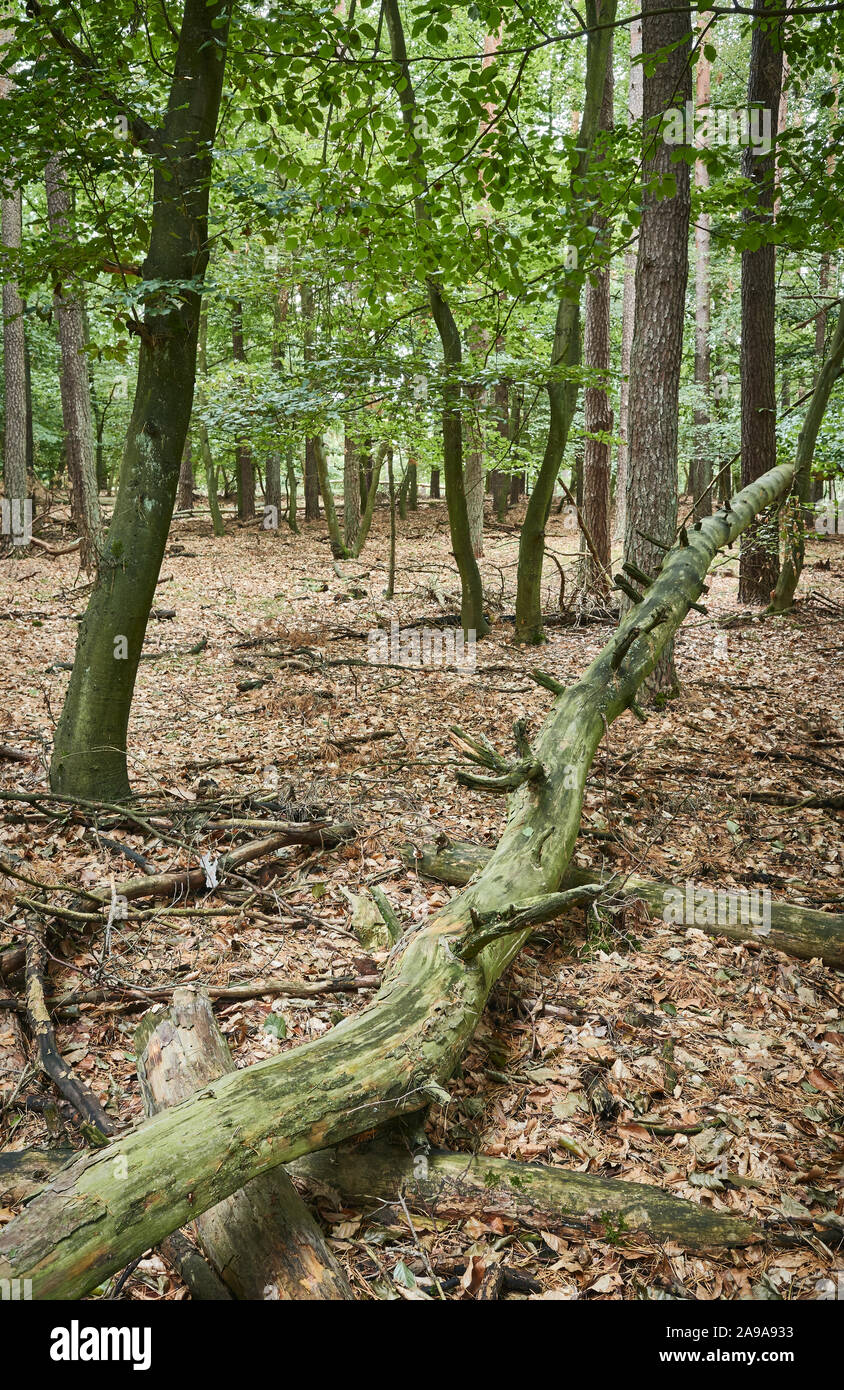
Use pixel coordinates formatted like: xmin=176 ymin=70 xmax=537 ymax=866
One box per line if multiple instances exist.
xmin=1 ymin=497 xmax=843 ymax=1301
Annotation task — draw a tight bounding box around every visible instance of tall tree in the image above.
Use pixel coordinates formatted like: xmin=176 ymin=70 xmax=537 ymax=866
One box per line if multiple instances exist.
xmin=614 ymin=16 xmax=643 ymax=542
xmin=1 ymin=24 xmax=27 ymax=538
xmin=579 ymin=36 xmax=614 ymax=596
xmin=738 ymin=0 xmax=783 ymax=604
xmin=300 ymin=282 xmax=321 ymax=522
xmin=49 ymin=0 xmax=231 ymax=798
xmin=45 ymin=155 xmax=102 ymax=567
xmin=622 ymin=0 xmax=692 ymax=696
xmin=690 ymin=14 xmax=712 ymax=520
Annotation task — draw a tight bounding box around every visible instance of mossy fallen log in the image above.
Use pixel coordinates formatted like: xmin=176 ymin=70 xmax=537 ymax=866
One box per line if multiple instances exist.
xmin=292 ymin=1141 xmax=758 ymax=1249
xmin=400 ymin=840 xmax=844 ymax=968
xmin=0 ymin=463 xmax=795 ymax=1298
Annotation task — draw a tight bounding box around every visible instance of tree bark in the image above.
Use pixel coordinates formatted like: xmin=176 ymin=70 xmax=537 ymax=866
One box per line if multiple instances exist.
xmin=293 ymin=1141 xmax=759 ymax=1250
xmin=48 ymin=0 xmax=231 ymax=800
xmin=44 ymin=156 xmax=102 ymax=569
xmin=177 ymin=434 xmax=194 ymax=512
xmin=2 ymin=180 xmax=27 ymax=532
xmin=314 ymin=435 xmax=348 ymax=557
xmin=196 ymin=305 xmax=224 ymax=537
xmin=580 ymin=40 xmax=613 ymax=596
xmin=738 ymin=0 xmax=783 ymax=605
xmin=343 ymin=430 xmax=361 ymax=548
xmin=622 ymin=0 xmax=692 ymax=696
xmin=691 ymin=15 xmax=713 ymax=520
xmin=0 ymin=461 xmax=793 ymax=1298
xmin=135 ymin=988 xmax=352 ymax=1299
xmin=614 ymin=16 xmax=642 ymax=543
xmin=231 ymin=300 xmax=255 ymax=522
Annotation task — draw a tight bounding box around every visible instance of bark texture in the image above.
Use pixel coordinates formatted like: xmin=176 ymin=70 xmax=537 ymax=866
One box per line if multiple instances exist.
xmin=622 ymin=0 xmax=692 ymax=694
xmin=614 ymin=16 xmax=642 ymax=542
xmin=738 ymin=0 xmax=783 ymax=604
xmin=691 ymin=17 xmax=712 ymax=520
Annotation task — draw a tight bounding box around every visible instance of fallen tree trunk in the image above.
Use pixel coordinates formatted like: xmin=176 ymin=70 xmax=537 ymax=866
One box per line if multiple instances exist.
xmin=136 ymin=988 xmax=352 ymax=1300
xmin=292 ymin=1141 xmax=759 ymax=1249
xmin=0 ymin=463 xmax=794 ymax=1298
xmin=401 ymin=839 xmax=844 ymax=968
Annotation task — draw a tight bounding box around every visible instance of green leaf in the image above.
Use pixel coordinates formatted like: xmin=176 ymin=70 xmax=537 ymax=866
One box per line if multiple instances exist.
xmin=263 ymin=1013 xmax=288 ymax=1040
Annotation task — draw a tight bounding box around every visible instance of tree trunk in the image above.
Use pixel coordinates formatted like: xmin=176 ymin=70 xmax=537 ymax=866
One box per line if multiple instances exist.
xmin=614 ymin=16 xmax=643 ymax=543
xmin=343 ymin=430 xmax=360 ymax=548
xmin=350 ymin=440 xmax=388 ymax=557
xmin=44 ymin=155 xmax=102 ymax=569
xmin=691 ymin=15 xmax=712 ymax=520
xmin=314 ymin=436 xmax=348 ymax=557
xmin=231 ymin=300 xmax=255 ymax=521
xmin=47 ymin=0 xmax=231 ymax=800
xmin=196 ymin=306 xmax=224 ymax=537
xmin=769 ymin=299 xmax=844 ymax=612
xmin=2 ymin=184 xmax=27 ymax=536
xmin=579 ymin=41 xmax=613 ymax=596
xmin=407 ymin=455 xmax=418 ymax=509
xmin=383 ymin=0 xmax=488 ymax=637
xmin=429 ymin=466 xmax=441 ymax=499
xmin=622 ymin=0 xmax=692 ymax=696
xmin=265 ymin=451 xmax=282 ymax=524
xmin=135 ymin=988 xmax=352 ymax=1299
xmin=294 ymin=1140 xmax=758 ymax=1250
xmin=515 ymin=0 xmax=616 ymax=643
xmin=285 ymin=444 xmax=299 ymax=532
xmin=177 ymin=434 xmax=194 ymax=512
xmin=738 ymin=0 xmax=783 ymax=605
xmin=464 ymin=385 xmax=485 ymax=556
xmin=0 ymin=461 xmax=793 ymax=1297
xmin=386 ymin=446 xmax=397 ymax=597
xmin=402 ymin=838 xmax=844 ymax=969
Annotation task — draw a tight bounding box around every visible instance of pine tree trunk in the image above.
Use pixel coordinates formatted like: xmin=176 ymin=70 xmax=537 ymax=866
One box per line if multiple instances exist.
xmin=580 ymin=41 xmax=613 ymax=596
xmin=622 ymin=0 xmax=692 ymax=696
xmin=738 ymin=0 xmax=783 ymax=605
xmin=691 ymin=16 xmax=712 ymax=520
xmin=614 ymin=16 xmax=642 ymax=542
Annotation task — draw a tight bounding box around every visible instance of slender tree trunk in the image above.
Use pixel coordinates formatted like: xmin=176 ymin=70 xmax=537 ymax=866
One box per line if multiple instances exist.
xmin=614 ymin=16 xmax=642 ymax=542
xmin=407 ymin=454 xmax=418 ymax=509
xmin=738 ymin=0 xmax=783 ymax=604
xmin=429 ymin=466 xmax=440 ymax=499
xmin=464 ymin=385 xmax=485 ymax=556
xmin=343 ymin=429 xmax=361 ymax=548
xmin=44 ymin=156 xmax=102 ymax=569
xmin=49 ymin=0 xmax=231 ymax=799
xmin=300 ymin=283 xmax=321 ymax=521
xmin=231 ymin=300 xmax=255 ymax=521
xmin=515 ymin=0 xmax=617 ymax=643
xmin=196 ymin=306 xmax=224 ymax=538
xmin=769 ymin=299 xmax=844 ymax=612
xmin=1 ymin=181 xmax=27 ymax=535
xmin=350 ymin=439 xmax=388 ymax=557
xmin=314 ymin=436 xmax=347 ymax=557
xmin=285 ymin=444 xmax=298 ymax=532
xmin=386 ymin=445 xmax=396 ymax=597
xmin=622 ymin=0 xmax=692 ymax=697
xmin=177 ymin=434 xmax=194 ymax=511
xmin=691 ymin=16 xmax=712 ymax=520
xmin=384 ymin=0 xmax=488 ymax=636
xmin=579 ymin=40 xmax=613 ymax=595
